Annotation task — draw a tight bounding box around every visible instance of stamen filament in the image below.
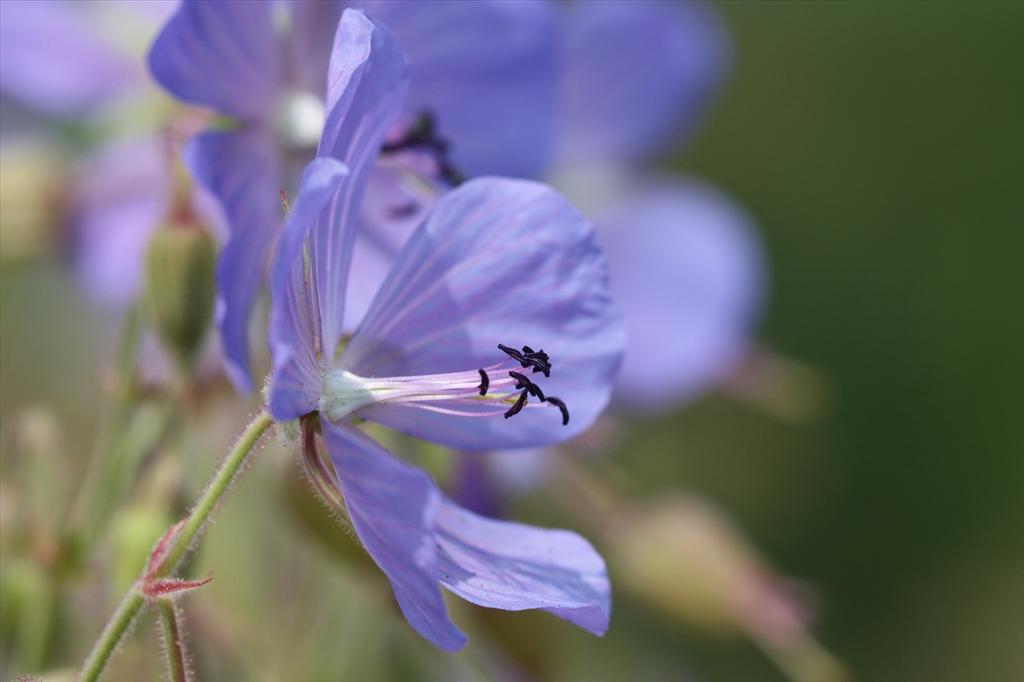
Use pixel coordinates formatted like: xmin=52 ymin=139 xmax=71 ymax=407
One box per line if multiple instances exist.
xmin=320 ymin=343 xmax=568 ymax=425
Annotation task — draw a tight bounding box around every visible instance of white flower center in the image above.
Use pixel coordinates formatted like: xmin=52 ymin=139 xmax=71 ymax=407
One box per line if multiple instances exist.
xmin=319 ymin=369 xmax=380 ymax=423
xmin=276 ymin=91 xmax=325 ymax=150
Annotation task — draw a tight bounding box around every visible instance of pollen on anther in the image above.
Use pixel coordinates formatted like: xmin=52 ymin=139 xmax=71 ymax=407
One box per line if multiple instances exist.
xmin=522 ymin=345 xmax=549 ymax=363
xmin=499 ymin=342 xmax=552 ymax=376
xmin=477 ymin=368 xmax=489 ymax=396
xmin=509 ymin=371 xmax=545 ymax=401
xmin=504 ymin=390 xmax=528 ymax=419
xmin=498 ymin=343 xmax=529 ymax=367
xmin=544 ymin=396 xmax=570 ymax=426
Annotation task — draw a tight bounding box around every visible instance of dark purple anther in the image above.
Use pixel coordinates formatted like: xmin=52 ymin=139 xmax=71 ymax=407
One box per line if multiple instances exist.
xmin=503 ymin=390 xmax=529 ymax=419
xmin=543 ymin=396 xmax=569 ymax=426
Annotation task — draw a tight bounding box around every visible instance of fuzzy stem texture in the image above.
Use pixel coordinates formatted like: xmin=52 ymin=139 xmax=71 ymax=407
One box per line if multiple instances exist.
xmin=77 ymin=411 xmax=273 ymax=682
xmin=157 ymin=599 xmax=191 ymax=682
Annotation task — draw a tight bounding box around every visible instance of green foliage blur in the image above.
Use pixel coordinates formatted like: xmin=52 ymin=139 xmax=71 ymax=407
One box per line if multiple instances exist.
xmin=1 ymin=2 xmax=1021 ymax=681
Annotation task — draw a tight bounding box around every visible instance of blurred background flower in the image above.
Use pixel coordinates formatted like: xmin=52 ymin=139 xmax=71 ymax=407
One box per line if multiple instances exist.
xmin=2 ymin=2 xmax=1023 ymax=682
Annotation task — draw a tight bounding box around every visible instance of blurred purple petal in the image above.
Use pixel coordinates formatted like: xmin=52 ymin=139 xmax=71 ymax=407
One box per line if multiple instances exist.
xmin=267 ymin=158 xmax=349 ymax=422
xmin=557 ymin=0 xmax=730 ymax=165
xmin=320 ymin=419 xmax=466 ymax=651
xmin=66 ymin=133 xmax=227 ymax=309
xmin=287 ymin=0 xmax=344 ymax=95
xmin=322 ymin=421 xmax=611 ymax=649
xmin=359 ymin=0 xmax=559 ymax=177
xmin=344 ymin=177 xmax=625 ymax=451
xmin=186 ymin=129 xmax=280 ymax=393
xmin=147 ymin=0 xmax=278 ymax=120
xmin=67 ymin=136 xmax=165 ymax=305
xmin=450 ymin=452 xmax=503 ymax=518
xmin=598 ymin=178 xmax=767 ymax=412
xmin=345 ymin=163 xmax=436 ymax=331
xmin=0 ymin=0 xmax=135 ymax=117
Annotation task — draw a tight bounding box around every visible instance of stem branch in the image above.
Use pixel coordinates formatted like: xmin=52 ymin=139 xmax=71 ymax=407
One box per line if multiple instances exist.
xmin=77 ymin=411 xmax=273 ymax=682
xmin=157 ymin=599 xmax=191 ymax=682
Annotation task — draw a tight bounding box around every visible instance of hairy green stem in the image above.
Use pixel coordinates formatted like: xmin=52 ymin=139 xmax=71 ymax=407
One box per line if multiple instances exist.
xmin=157 ymin=599 xmax=191 ymax=682
xmin=154 ymin=410 xmax=273 ymax=575
xmin=77 ymin=411 xmax=273 ymax=682
xmin=77 ymin=587 xmax=144 ymax=682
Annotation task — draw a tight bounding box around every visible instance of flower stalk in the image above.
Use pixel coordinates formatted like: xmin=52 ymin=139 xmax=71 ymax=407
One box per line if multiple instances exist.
xmin=77 ymin=410 xmax=273 ymax=682
xmin=157 ymin=599 xmax=191 ymax=682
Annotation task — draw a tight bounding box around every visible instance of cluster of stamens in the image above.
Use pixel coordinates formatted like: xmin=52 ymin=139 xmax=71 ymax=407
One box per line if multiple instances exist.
xmin=380 ymin=111 xmax=465 ymax=186
xmin=320 ymin=342 xmax=570 ymax=425
xmin=477 ymin=344 xmax=569 ymax=425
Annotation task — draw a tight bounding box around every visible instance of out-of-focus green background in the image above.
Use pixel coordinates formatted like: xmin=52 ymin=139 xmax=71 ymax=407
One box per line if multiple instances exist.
xmin=678 ymin=2 xmax=1023 ymax=679
xmin=2 ymin=2 xmax=1022 ymax=681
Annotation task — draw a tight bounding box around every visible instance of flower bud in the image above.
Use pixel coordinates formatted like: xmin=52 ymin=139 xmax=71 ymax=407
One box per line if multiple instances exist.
xmin=0 ymin=140 xmax=64 ymax=263
xmin=609 ymin=495 xmax=808 ymax=638
xmin=109 ymin=454 xmax=182 ymax=592
xmin=13 ymin=407 xmax=65 ymax=533
xmin=110 ymin=506 xmax=173 ymax=593
xmin=141 ymin=223 xmax=216 ymax=372
xmin=609 ymin=495 xmax=848 ymax=682
xmin=1 ymin=557 xmax=57 ymax=670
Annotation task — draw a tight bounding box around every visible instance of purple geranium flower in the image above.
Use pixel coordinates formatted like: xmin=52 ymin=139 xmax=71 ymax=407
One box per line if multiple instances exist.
xmin=596 ymin=177 xmax=765 ymax=410
xmin=551 ymin=0 xmax=766 ymax=412
xmin=554 ymin=0 xmax=729 ymax=167
xmin=454 ymin=1 xmax=767 ymax=509
xmin=339 ymin=0 xmax=767 ymax=415
xmin=0 ymin=0 xmax=168 ymax=119
xmin=267 ymin=11 xmax=623 ymax=650
xmin=65 ymin=135 xmax=169 ymax=307
xmin=148 ymin=0 xmax=558 ymax=393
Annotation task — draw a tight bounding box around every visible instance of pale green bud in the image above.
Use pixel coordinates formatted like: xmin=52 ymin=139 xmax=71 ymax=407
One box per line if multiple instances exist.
xmin=610 ymin=497 xmax=849 ymax=681
xmin=0 ymin=140 xmax=65 ymax=263
xmin=610 ymin=495 xmax=811 ymax=640
xmin=611 ymin=496 xmax=754 ymax=635
xmin=142 ymin=224 xmax=216 ymax=372
xmin=1 ymin=558 xmax=57 ymax=670
xmin=109 ymin=506 xmax=172 ymax=593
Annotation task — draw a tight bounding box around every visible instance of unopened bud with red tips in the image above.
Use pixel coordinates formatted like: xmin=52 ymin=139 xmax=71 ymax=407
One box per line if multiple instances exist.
xmin=141 ymin=221 xmax=216 ymax=373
